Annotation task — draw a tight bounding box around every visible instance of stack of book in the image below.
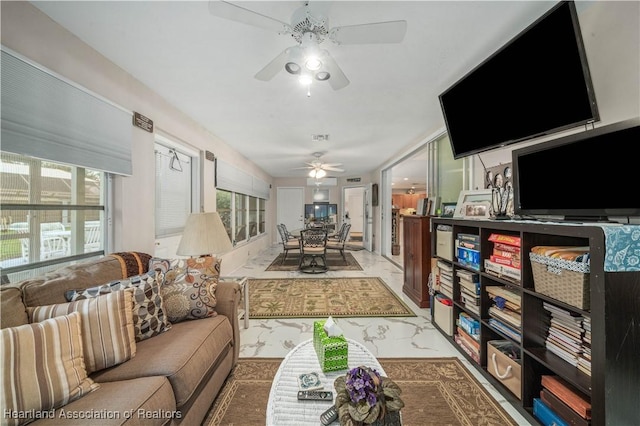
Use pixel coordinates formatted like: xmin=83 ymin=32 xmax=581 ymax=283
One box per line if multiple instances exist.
xmin=486 ymin=286 xmax=522 ymax=342
xmin=543 ymin=302 xmax=584 ymax=368
xmin=455 ymin=326 xmax=480 ymax=364
xmin=455 ymin=233 xmax=480 ymax=270
xmin=437 ymin=260 xmax=453 ymax=299
xmin=534 ymin=375 xmax=591 ymax=426
xmin=578 ymin=317 xmax=592 ymax=376
xmin=457 ymin=312 xmax=479 ymax=339
xmin=457 ymin=269 xmax=480 ymax=316
xmin=484 ymin=233 xmax=521 ymax=282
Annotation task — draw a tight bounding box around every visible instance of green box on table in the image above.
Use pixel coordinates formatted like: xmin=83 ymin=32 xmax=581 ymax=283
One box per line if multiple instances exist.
xmin=313 ymin=320 xmax=348 ymax=372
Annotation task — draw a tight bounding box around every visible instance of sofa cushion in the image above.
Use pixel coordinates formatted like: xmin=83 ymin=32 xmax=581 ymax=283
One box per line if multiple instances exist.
xmin=66 ymin=272 xmax=170 ymax=342
xmin=30 ymin=377 xmax=176 ymax=426
xmin=1 ymin=312 xmax=99 ymax=425
xmin=159 ymin=256 xmax=221 ymax=323
xmin=28 ymin=290 xmax=137 ymax=374
xmin=91 ymin=315 xmax=233 ymax=409
xmin=0 ymin=286 xmax=29 ymax=329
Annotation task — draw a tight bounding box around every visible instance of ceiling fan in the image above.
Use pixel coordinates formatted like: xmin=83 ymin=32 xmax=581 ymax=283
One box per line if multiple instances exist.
xmin=208 ymin=1 xmax=407 ymax=90
xmin=294 ymin=152 xmax=344 ymax=177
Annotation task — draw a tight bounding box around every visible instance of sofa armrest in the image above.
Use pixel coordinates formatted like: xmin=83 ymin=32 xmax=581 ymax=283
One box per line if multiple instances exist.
xmin=215 ymin=279 xmax=241 ymax=366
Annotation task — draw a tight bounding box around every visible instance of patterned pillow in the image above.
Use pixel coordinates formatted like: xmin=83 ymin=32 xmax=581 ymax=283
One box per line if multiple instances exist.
xmin=1 ymin=312 xmax=100 ymax=426
xmin=29 ymin=290 xmax=136 ymax=374
xmin=66 ymin=272 xmax=171 ymax=342
xmin=160 ymin=256 xmax=221 ymax=323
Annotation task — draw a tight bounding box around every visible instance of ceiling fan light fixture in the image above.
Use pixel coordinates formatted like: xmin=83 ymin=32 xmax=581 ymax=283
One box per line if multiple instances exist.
xmin=305 ymin=57 xmax=322 ymax=71
xmin=315 ymin=71 xmax=331 ymax=81
xmin=285 ymin=62 xmax=301 ymax=75
xmin=315 ymin=169 xmax=327 ymax=178
xmin=298 ymin=74 xmax=313 ymax=86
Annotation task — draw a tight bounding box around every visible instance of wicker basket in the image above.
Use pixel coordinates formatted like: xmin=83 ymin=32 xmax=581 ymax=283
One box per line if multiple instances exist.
xmin=529 ymin=253 xmax=590 ymax=310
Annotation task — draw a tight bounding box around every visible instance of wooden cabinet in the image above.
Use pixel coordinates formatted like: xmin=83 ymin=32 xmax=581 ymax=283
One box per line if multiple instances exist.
xmin=402 ymin=215 xmax=431 ymax=308
xmin=431 ymin=218 xmax=640 ymax=425
xmin=392 ymin=194 xmax=424 ymax=209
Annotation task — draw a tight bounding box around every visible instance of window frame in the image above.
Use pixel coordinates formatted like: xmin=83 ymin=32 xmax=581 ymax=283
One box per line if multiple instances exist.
xmin=216 ymin=189 xmax=266 ymax=246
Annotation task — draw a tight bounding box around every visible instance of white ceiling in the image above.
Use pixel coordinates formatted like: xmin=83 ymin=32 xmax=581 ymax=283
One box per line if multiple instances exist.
xmin=31 ymin=0 xmax=558 ymax=186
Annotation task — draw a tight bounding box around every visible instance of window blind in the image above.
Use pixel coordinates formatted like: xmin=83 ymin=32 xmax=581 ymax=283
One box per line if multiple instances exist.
xmin=0 ymin=49 xmax=132 ymax=175
xmin=217 ymin=159 xmax=270 ymax=199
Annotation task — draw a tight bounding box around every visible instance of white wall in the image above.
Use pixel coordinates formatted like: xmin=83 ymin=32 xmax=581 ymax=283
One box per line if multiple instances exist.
xmin=1 ymin=2 xmax=273 ymax=275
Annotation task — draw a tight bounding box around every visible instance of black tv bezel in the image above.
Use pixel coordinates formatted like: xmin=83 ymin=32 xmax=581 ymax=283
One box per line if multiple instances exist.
xmin=439 ymin=1 xmax=600 ymax=160
xmin=512 ymin=118 xmax=640 ymax=220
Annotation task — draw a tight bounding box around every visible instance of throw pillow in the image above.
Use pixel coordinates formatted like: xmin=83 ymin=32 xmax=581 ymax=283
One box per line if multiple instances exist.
xmin=65 ymin=271 xmax=171 ymax=342
xmin=28 ymin=290 xmax=136 ymax=374
xmin=0 ymin=312 xmax=100 ymax=426
xmin=160 ymin=256 xmax=222 ymax=323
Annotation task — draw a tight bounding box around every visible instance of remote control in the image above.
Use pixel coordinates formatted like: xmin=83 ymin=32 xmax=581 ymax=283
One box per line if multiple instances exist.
xmin=320 ymin=405 xmax=338 ymax=425
xmin=297 ymin=390 xmax=333 ymax=401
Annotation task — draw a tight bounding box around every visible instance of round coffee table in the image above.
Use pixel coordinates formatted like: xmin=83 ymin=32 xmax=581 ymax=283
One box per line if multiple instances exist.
xmin=266 ymin=338 xmax=385 ymax=425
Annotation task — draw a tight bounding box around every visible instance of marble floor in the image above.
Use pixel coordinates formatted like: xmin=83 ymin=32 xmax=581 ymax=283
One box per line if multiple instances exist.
xmin=229 ymin=244 xmax=533 ymax=425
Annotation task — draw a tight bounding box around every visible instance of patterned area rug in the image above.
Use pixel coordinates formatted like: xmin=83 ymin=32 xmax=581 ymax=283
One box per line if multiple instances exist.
xmin=203 ymin=358 xmax=518 ymax=426
xmin=265 ymin=252 xmax=363 ymax=271
xmin=248 ymin=277 xmax=415 ymax=318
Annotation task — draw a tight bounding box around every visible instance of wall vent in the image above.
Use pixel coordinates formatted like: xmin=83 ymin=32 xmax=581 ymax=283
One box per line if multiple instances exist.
xmin=311 ymin=134 xmax=330 ymax=142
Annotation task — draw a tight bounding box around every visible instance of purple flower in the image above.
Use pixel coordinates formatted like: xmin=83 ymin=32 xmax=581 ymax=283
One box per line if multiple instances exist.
xmin=345 ymin=366 xmax=381 ymax=407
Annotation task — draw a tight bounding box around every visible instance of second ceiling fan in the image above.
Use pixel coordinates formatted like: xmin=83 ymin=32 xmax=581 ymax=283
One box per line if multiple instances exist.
xmin=294 ymin=152 xmax=344 ymax=178
xmin=208 ymin=1 xmax=407 ymax=90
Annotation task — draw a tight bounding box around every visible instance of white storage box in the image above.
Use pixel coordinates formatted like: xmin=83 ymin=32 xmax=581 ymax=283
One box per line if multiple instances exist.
xmin=433 ymin=296 xmax=453 ymax=336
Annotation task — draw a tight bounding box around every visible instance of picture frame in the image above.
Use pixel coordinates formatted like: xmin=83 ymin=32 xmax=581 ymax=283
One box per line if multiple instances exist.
xmin=454 ymin=189 xmax=493 ymax=218
xmin=441 ymin=202 xmax=457 ymax=218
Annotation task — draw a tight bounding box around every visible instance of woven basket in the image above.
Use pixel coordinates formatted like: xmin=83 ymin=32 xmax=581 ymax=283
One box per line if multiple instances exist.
xmin=529 ymin=253 xmax=590 ymax=310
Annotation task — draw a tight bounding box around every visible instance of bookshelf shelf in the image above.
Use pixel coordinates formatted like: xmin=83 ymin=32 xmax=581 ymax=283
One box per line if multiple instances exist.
xmin=431 ymin=218 xmax=640 ymax=426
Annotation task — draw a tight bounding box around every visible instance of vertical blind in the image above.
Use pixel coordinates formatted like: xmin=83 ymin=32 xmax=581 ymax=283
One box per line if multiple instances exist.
xmin=155 ymin=144 xmax=193 ymax=237
xmin=0 ymin=49 xmax=132 ymax=175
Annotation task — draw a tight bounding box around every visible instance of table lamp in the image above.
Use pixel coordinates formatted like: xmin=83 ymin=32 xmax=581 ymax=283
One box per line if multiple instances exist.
xmin=176 ymin=212 xmax=233 ymax=258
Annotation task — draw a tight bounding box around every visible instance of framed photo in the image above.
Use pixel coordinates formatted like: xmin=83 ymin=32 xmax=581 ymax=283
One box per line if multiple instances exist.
xmin=454 ymin=189 xmax=493 ymax=218
xmin=441 ymin=202 xmax=457 ymax=218
xmin=462 ymin=201 xmax=491 ymax=219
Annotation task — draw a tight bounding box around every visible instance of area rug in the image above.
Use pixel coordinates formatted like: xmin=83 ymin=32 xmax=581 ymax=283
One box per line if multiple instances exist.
xmin=203 ymin=357 xmax=518 ymax=426
xmin=248 ymin=277 xmax=415 ymax=318
xmin=266 ymin=252 xmax=363 ymax=271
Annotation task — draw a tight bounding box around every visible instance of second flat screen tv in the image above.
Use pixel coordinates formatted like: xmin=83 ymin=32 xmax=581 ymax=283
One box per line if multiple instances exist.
xmin=439 ymin=1 xmax=599 ymax=159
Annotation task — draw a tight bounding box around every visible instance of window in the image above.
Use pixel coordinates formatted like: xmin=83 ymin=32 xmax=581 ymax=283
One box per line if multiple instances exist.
xmin=216 ymin=190 xmax=266 ymax=246
xmin=154 ymin=137 xmax=199 ymax=237
xmin=0 ymin=152 xmax=107 ymax=283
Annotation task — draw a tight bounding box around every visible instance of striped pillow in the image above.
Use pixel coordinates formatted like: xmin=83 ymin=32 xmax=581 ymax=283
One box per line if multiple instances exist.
xmin=29 ymin=290 xmax=136 ymax=374
xmin=1 ymin=312 xmax=99 ymax=426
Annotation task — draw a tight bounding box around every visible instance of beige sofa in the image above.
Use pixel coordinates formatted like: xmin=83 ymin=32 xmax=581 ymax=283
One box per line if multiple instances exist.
xmin=1 ymin=254 xmax=241 ymax=426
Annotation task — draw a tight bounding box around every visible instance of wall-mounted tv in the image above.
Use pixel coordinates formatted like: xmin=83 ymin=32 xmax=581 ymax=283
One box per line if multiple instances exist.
xmin=512 ymin=118 xmax=640 ymax=221
xmin=439 ymin=1 xmax=599 ymax=159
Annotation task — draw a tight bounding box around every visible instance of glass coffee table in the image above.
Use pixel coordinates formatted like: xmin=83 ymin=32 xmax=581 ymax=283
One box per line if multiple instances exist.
xmin=266 ymin=338 xmax=385 ymax=425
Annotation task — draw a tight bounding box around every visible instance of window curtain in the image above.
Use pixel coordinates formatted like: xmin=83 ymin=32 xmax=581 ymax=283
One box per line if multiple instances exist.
xmin=0 ymin=49 xmax=132 ymax=175
xmin=216 ymin=159 xmax=270 ymax=200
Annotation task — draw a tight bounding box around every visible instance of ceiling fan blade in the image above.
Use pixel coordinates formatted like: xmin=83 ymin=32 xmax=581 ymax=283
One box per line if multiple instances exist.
xmin=329 ymin=20 xmax=407 ymax=45
xmin=322 ymin=163 xmax=343 ymax=167
xmin=254 ymin=48 xmax=292 ymax=81
xmin=208 ymin=1 xmax=291 ymax=34
xmin=320 ymin=50 xmax=349 ymax=90
xmin=324 ymin=166 xmax=345 ymax=172
xmin=292 ymin=166 xmax=313 ymax=170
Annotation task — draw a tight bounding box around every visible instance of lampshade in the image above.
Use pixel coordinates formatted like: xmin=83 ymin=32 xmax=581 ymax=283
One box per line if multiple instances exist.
xmin=176 ymin=212 xmax=232 ymax=257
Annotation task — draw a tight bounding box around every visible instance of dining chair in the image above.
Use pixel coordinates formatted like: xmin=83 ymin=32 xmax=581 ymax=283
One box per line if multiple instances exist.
xmin=280 ymin=223 xmax=298 ymax=241
xmin=326 ymin=223 xmax=351 ymax=261
xmin=298 ymin=228 xmax=328 ymax=273
xmin=328 ymin=222 xmax=347 ymax=242
xmin=277 ymin=224 xmax=299 ymax=264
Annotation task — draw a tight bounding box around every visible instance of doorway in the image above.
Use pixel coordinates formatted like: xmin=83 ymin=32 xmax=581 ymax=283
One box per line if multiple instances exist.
xmin=343 ymin=186 xmax=367 ymax=250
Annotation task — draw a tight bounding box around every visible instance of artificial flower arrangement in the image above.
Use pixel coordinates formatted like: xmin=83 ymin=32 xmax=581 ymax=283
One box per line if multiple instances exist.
xmin=334 ymin=365 xmax=404 ymax=425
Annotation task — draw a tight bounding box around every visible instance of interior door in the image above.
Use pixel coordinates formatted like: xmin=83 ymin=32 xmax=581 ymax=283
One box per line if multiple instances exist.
xmin=364 ymin=183 xmax=373 ymax=251
xmin=276 ymin=187 xmax=304 ymax=237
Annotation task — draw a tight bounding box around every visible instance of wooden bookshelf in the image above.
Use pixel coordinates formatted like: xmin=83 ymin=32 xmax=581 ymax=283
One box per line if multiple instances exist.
xmin=431 ymin=218 xmax=640 ymax=425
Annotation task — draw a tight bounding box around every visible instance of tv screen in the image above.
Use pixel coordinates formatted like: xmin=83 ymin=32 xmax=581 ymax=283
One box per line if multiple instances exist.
xmin=512 ymin=118 xmax=640 ymax=221
xmin=439 ymin=1 xmax=599 ymax=159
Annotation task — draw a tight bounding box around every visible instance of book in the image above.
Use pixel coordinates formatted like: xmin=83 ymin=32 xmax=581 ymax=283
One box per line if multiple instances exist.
xmin=456 ymin=327 xmax=480 ymax=351
xmin=488 ymin=233 xmax=521 ymax=247
xmin=459 ymin=279 xmax=480 ymax=296
xmin=457 ymin=233 xmax=480 ymax=243
xmin=297 ymin=372 xmax=323 ymax=391
xmin=484 ymin=259 xmax=521 ymax=281
xmin=541 ymin=375 xmax=591 ymax=420
xmin=488 ymin=318 xmax=522 ymax=343
xmin=540 ymin=389 xmax=591 ymax=426
xmin=533 ymin=398 xmax=569 ymax=426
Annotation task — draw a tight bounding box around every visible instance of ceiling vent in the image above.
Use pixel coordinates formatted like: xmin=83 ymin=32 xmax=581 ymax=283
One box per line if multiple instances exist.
xmin=307 ymin=177 xmax=337 ymax=186
xmin=312 ymin=134 xmax=330 ymax=142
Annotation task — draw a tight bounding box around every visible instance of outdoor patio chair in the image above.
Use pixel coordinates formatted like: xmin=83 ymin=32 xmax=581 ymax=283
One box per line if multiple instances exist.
xmin=277 ymin=224 xmax=299 ymax=264
xmin=326 ymin=223 xmax=351 ymax=261
xmin=298 ymin=228 xmax=328 ymax=273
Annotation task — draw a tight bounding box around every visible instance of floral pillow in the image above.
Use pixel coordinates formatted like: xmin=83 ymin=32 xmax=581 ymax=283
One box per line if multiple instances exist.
xmin=159 ymin=256 xmax=222 ymax=323
xmin=65 ymin=271 xmax=171 ymax=342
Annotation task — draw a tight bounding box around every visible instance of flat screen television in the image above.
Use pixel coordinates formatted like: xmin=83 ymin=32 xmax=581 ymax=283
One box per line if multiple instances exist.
xmin=439 ymin=1 xmax=599 ymax=159
xmin=512 ymin=118 xmax=640 ymax=221
xmin=305 ymin=203 xmax=337 ymax=220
